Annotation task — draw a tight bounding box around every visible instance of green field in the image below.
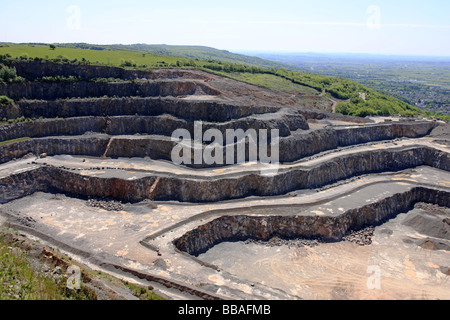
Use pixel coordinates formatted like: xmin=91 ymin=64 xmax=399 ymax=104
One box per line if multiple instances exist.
xmin=0 ymin=43 xmax=189 ymax=68
xmin=56 ymin=43 xmax=286 ymax=68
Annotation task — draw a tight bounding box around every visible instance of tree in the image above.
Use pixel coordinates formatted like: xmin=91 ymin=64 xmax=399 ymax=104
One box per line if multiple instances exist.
xmin=49 ymin=44 xmax=56 ymax=50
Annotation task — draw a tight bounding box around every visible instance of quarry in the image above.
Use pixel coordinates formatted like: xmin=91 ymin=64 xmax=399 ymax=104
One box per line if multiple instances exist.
xmin=0 ymin=60 xmax=449 ymax=300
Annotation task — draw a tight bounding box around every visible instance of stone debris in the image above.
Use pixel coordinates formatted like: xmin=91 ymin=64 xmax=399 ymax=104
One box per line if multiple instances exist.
xmin=342 ymin=226 xmax=374 ymax=246
xmin=245 ymin=237 xmax=321 ymax=248
xmin=87 ymin=199 xmax=124 ymax=211
xmin=17 ymin=216 xmax=36 ymax=227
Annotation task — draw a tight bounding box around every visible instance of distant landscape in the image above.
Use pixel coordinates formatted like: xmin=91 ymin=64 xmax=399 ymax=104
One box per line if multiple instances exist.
xmin=248 ymin=52 xmax=450 ymax=117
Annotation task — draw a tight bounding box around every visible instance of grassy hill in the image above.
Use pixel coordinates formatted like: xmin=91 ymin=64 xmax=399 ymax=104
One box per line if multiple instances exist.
xmin=0 ymin=43 xmax=186 ymax=68
xmin=1 ymin=43 xmax=446 ymax=120
xmin=54 ymin=43 xmax=289 ymax=69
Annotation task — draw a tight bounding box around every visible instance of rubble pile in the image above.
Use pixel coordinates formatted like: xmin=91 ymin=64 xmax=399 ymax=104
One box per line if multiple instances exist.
xmin=342 ymin=226 xmax=374 ymax=246
xmin=87 ymin=199 xmax=124 ymax=211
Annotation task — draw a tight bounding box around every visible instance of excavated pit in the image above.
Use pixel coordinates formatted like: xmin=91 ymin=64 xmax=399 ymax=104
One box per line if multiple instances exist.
xmin=173 ymin=187 xmax=450 ymax=256
xmin=0 ymin=60 xmax=449 ymax=300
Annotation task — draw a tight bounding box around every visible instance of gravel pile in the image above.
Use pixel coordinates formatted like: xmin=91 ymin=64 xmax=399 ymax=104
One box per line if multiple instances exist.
xmin=414 ymin=202 xmax=450 ymax=216
xmin=342 ymin=226 xmax=374 ymax=246
xmin=87 ymin=199 xmax=124 ymax=211
xmin=245 ymin=237 xmax=321 ymax=248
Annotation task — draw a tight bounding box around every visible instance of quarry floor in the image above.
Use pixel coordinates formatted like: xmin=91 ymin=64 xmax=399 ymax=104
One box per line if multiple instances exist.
xmin=199 ymin=207 xmax=450 ymax=300
xmin=0 ymin=160 xmax=449 ymax=300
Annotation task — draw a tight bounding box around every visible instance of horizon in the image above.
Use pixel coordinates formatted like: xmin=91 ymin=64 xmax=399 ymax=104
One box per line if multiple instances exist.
xmin=1 ymin=1 xmax=450 ymax=57
xmin=3 ymin=42 xmax=450 ymax=60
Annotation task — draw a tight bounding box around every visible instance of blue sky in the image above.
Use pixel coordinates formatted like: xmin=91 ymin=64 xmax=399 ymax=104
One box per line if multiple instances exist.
xmin=1 ymin=0 xmax=450 ymax=56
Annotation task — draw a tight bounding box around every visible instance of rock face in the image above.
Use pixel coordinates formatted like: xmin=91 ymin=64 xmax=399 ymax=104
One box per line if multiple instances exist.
xmin=0 ymin=136 xmax=110 ymax=164
xmin=0 ymin=119 xmax=436 ymax=165
xmin=173 ymin=187 xmax=450 ymax=256
xmin=8 ymin=60 xmax=154 ymax=81
xmin=0 ymin=145 xmax=448 ymax=205
xmin=0 ymin=97 xmax=281 ymax=121
xmin=0 ymin=80 xmax=222 ymax=101
xmin=7 ymin=60 xmax=217 ymax=82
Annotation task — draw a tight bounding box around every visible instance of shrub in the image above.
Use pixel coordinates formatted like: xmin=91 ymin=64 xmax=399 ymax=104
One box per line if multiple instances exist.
xmin=0 ymin=95 xmax=13 ymax=105
xmin=353 ymin=107 xmax=377 ymax=117
xmin=0 ymin=65 xmax=25 ymax=83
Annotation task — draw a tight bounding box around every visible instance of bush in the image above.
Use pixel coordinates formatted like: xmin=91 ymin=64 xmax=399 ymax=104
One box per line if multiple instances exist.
xmin=38 ymin=75 xmax=82 ymax=83
xmin=120 ymin=60 xmax=136 ymax=67
xmin=0 ymin=95 xmax=13 ymax=105
xmin=0 ymin=65 xmax=25 ymax=83
xmin=353 ymin=107 xmax=377 ymax=117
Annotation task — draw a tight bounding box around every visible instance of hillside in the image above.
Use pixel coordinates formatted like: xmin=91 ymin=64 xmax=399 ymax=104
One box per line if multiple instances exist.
xmin=252 ymin=52 xmax=450 ymax=118
xmin=54 ymin=43 xmax=289 ymax=69
xmin=0 ymin=43 xmax=442 ymax=119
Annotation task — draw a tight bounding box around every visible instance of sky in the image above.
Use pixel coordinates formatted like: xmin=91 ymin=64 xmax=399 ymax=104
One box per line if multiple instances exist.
xmin=1 ymin=0 xmax=450 ymax=56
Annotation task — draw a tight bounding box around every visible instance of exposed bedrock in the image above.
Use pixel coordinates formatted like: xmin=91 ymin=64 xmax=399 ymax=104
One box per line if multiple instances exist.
xmin=173 ymin=187 xmax=450 ymax=256
xmin=281 ymin=121 xmax=436 ymax=162
xmin=0 ymin=80 xmax=221 ymax=101
xmin=0 ymin=117 xmax=107 ymax=142
xmin=0 ymin=146 xmax=448 ymax=205
xmin=0 ymin=169 xmax=49 ymax=204
xmin=1 ymin=97 xmax=373 ymax=127
xmin=7 ymin=60 xmax=153 ymax=81
xmin=100 ymin=109 xmax=308 ymax=137
xmin=0 ymin=110 xmax=308 ymax=143
xmin=0 ymin=97 xmax=281 ymax=122
xmin=0 ymin=136 xmax=110 ymax=164
xmin=7 ymin=60 xmax=208 ymax=82
xmin=0 ymin=120 xmax=437 ymax=166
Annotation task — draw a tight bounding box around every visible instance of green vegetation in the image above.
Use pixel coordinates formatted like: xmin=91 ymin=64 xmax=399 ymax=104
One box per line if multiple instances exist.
xmin=228 ymin=72 xmax=320 ymax=95
xmin=0 ymin=137 xmax=30 ymax=147
xmin=257 ymin=52 xmax=450 ymax=118
xmin=0 ymin=227 xmax=166 ymax=300
xmin=0 ymin=64 xmax=25 ymax=83
xmin=224 ymin=67 xmax=422 ymax=117
xmin=123 ymin=281 xmax=166 ymax=300
xmin=0 ymin=228 xmax=96 ymax=300
xmin=39 ymin=75 xmax=82 ymax=82
xmin=0 ymin=95 xmax=13 ymax=105
xmin=0 ymin=44 xmax=193 ymax=69
xmin=1 ymin=116 xmax=37 ymax=125
xmin=55 ymin=43 xmax=287 ymax=69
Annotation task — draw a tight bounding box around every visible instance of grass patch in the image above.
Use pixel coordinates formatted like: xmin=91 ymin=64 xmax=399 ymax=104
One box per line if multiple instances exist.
xmin=0 ymin=137 xmax=30 ymax=146
xmin=123 ymin=281 xmax=166 ymax=300
xmin=226 ymin=72 xmax=320 ymax=95
xmin=0 ymin=227 xmax=166 ymax=300
xmin=0 ymin=228 xmax=96 ymax=300
xmin=0 ymin=44 xmax=189 ymax=68
xmin=0 ymin=95 xmax=14 ymax=105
